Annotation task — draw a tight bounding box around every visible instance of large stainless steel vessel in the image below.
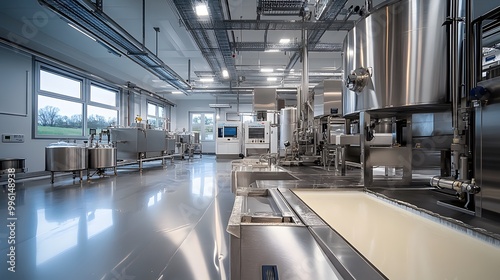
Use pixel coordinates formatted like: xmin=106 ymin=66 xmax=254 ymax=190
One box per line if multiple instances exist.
xmin=343 ymin=0 xmax=449 ymax=116
xmin=279 ymin=107 xmax=297 ymax=153
xmin=88 ymin=145 xmax=117 ymax=169
xmin=45 ymin=142 xmax=88 ymax=172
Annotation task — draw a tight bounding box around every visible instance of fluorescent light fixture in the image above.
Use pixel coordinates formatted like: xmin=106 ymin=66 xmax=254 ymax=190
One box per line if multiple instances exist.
xmin=196 ymin=4 xmax=209 ymax=16
xmin=68 ymin=23 xmax=96 ymax=41
xmin=200 ymin=77 xmax=214 ymax=82
xmin=172 ymin=91 xmax=183 ymax=94
xmin=279 ymin=38 xmax=290 ymax=44
xmin=276 ymin=68 xmax=285 ymax=71
xmin=267 ymin=77 xmax=278 ymax=81
xmin=209 ymin=104 xmax=231 ymax=108
xmin=260 ymin=68 xmax=274 ymax=73
xmin=222 ymin=69 xmax=229 ymax=78
xmin=290 ymin=69 xmax=295 ymax=72
xmin=265 ymin=49 xmax=280 ymax=52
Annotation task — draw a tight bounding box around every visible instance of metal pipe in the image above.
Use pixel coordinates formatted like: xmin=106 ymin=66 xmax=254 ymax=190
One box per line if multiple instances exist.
xmin=464 ymin=0 xmax=473 ymax=94
xmin=142 ymin=0 xmax=146 ymax=48
xmin=364 ymin=0 xmax=372 ymax=13
xmin=153 ymin=27 xmax=160 ymax=56
xmin=430 ymin=176 xmax=480 ymax=194
xmin=450 ymin=0 xmax=459 ymax=130
xmin=301 ymin=28 xmax=309 ymax=121
xmin=188 ymin=59 xmax=191 ymax=84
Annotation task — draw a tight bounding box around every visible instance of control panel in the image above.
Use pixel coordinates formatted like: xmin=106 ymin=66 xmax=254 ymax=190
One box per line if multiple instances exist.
xmin=2 ymin=134 xmax=24 ymax=143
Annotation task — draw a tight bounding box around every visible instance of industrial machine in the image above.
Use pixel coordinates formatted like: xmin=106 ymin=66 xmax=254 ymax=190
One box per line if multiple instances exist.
xmin=110 ymin=127 xmax=174 ymax=171
xmin=216 ymin=121 xmax=242 ymax=159
xmin=175 ymin=131 xmax=202 ymax=159
xmin=243 ymin=121 xmax=270 ymax=156
xmin=87 ymin=128 xmax=117 ymax=179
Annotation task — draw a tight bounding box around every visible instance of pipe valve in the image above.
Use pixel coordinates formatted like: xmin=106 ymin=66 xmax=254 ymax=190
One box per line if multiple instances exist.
xmin=346 ymin=67 xmax=370 ymax=93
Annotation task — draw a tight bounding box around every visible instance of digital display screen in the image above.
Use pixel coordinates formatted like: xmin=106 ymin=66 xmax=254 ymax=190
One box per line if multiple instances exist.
xmin=218 ymin=127 xmax=223 ymax=138
xmin=224 ymin=127 xmax=237 ymax=138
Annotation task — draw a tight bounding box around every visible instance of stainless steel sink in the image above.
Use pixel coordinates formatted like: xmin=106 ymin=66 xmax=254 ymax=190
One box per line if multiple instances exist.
xmin=231 ymin=166 xmax=298 ymax=192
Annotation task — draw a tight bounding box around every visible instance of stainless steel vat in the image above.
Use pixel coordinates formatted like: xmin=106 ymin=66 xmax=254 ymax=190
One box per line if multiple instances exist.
xmin=45 ymin=143 xmax=87 ymax=171
xmin=0 ymin=158 xmax=25 ymax=174
xmin=343 ymin=0 xmax=449 ymax=116
xmin=279 ymin=107 xmax=297 ymax=152
xmin=88 ymin=146 xmax=117 ymax=169
xmin=192 ymin=132 xmax=200 ymax=143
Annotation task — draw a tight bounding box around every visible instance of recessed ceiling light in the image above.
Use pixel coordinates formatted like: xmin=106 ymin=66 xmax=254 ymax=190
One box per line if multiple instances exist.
xmin=279 ymin=38 xmax=290 ymax=44
xmin=195 ymin=4 xmax=209 ymax=16
xmin=200 ymin=77 xmax=214 ymax=82
xmin=260 ymin=68 xmax=274 ymax=73
xmin=267 ymin=77 xmax=277 ymax=81
xmin=222 ymin=69 xmax=229 ymax=78
xmin=172 ymin=91 xmax=182 ymax=94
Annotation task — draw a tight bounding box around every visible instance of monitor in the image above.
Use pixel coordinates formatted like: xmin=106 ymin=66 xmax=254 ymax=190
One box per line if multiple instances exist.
xmin=223 ymin=126 xmax=238 ymax=138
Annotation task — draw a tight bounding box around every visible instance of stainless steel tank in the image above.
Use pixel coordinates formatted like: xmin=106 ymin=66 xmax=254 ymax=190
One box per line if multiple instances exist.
xmin=343 ymin=0 xmax=449 ymax=116
xmin=280 ymin=107 xmax=297 ymax=150
xmin=192 ymin=132 xmax=200 ymax=143
xmin=45 ymin=143 xmax=87 ymax=171
xmin=88 ymin=145 xmax=117 ymax=169
xmin=0 ymin=158 xmax=25 ymax=174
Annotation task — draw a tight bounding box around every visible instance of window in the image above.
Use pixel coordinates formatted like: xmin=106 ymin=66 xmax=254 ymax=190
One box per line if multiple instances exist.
xmin=35 ymin=62 xmax=119 ymax=138
xmin=88 ymin=84 xmax=118 ymax=132
xmin=190 ymin=112 xmax=214 ymax=141
xmin=147 ymin=102 xmax=166 ymax=129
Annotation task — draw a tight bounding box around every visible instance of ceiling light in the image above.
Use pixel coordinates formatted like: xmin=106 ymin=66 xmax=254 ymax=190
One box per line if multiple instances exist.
xmin=265 ymin=49 xmax=280 ymax=52
xmin=172 ymin=91 xmax=183 ymax=94
xmin=196 ymin=4 xmax=209 ymax=16
xmin=260 ymin=68 xmax=274 ymax=73
xmin=267 ymin=77 xmax=278 ymax=81
xmin=68 ymin=23 xmax=96 ymax=41
xmin=200 ymin=77 xmax=214 ymax=82
xmin=209 ymin=104 xmax=231 ymax=108
xmin=279 ymin=38 xmax=290 ymax=44
xmin=290 ymin=69 xmax=295 ymax=72
xmin=222 ymin=69 xmax=229 ymax=78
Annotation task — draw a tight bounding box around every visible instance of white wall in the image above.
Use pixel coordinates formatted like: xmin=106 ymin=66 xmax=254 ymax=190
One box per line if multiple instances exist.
xmin=0 ymin=46 xmax=56 ymax=173
xmin=174 ymin=99 xmax=256 ymax=153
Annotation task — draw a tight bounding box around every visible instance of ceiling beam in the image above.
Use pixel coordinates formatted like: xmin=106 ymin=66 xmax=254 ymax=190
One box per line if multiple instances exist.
xmin=231 ymin=42 xmax=343 ymax=52
xmin=191 ymin=20 xmax=354 ymax=31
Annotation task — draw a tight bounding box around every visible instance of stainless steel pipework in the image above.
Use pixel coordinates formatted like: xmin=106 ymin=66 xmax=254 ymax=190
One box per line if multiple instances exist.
xmin=430 ymin=176 xmax=480 ymax=195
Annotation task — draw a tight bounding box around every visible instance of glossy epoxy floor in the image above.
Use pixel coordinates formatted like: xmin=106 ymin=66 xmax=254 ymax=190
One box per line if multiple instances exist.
xmin=0 ymin=156 xmax=234 ymax=280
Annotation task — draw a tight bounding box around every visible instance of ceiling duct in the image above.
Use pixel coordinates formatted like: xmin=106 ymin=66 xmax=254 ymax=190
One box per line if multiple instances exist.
xmin=284 ymin=0 xmax=348 ymax=73
xmin=38 ymin=0 xmax=190 ymax=92
xmin=172 ymin=0 xmax=237 ymax=81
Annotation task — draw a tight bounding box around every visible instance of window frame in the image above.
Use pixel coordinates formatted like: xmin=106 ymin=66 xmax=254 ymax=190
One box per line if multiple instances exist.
xmin=146 ymin=101 xmax=166 ymax=129
xmin=189 ymin=111 xmax=215 ymax=142
xmin=34 ymin=61 xmax=120 ymax=139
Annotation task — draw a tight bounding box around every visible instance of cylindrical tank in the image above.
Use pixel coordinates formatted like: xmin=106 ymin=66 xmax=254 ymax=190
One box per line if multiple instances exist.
xmin=280 ymin=107 xmax=297 ymax=151
xmin=343 ymin=0 xmax=449 ymax=116
xmin=45 ymin=143 xmax=87 ymax=171
xmin=192 ymin=132 xmax=200 ymax=143
xmin=88 ymin=145 xmax=117 ymax=169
